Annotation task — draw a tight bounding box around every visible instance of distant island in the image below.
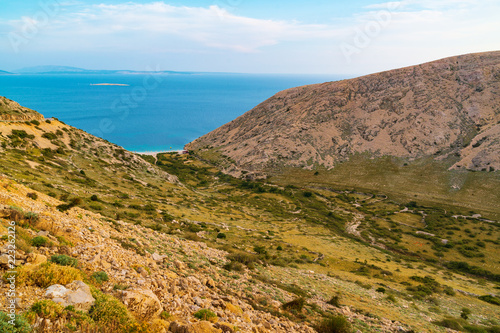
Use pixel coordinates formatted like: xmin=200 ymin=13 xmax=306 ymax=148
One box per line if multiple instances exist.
xmin=13 ymin=65 xmax=204 ymax=75
xmin=90 ymin=83 xmax=130 ymax=86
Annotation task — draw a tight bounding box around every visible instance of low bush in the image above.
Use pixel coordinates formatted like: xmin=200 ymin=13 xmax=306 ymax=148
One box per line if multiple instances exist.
xmin=31 ymin=236 xmax=48 ymax=247
xmin=29 ymin=300 xmax=64 ymax=320
xmin=327 ymin=295 xmax=341 ymax=307
xmin=0 ymin=311 xmax=31 ymax=333
xmin=89 ymin=288 xmax=134 ymax=329
xmin=26 ymin=192 xmax=38 ymax=200
xmin=91 ymin=271 xmax=109 ymax=284
xmin=433 ymin=317 xmax=465 ymax=331
xmin=282 ymin=297 xmax=305 ymax=312
xmin=223 ymin=261 xmax=245 ymax=272
xmin=193 ymin=309 xmax=217 ymax=322
xmin=315 ymin=315 xmax=352 ymax=333
xmin=12 ymin=262 xmax=83 ymax=288
xmin=50 ymin=254 xmax=78 ymax=267
xmin=478 ymin=295 xmax=500 ymax=306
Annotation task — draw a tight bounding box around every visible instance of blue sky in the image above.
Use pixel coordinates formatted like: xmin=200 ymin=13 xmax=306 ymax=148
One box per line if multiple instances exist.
xmin=0 ymin=0 xmax=499 ymax=74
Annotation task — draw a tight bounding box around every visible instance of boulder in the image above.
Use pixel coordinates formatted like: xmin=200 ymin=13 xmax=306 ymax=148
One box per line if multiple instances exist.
xmin=120 ymin=288 xmax=162 ymax=321
xmin=45 ymin=280 xmax=95 ymax=311
xmin=152 ymin=252 xmax=167 ymax=262
xmin=26 ymin=253 xmax=47 ymax=265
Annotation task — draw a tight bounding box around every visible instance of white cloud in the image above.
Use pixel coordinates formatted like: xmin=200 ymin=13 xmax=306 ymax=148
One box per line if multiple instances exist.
xmin=3 ymin=2 xmax=342 ymax=54
xmin=0 ymin=0 xmax=498 ymax=74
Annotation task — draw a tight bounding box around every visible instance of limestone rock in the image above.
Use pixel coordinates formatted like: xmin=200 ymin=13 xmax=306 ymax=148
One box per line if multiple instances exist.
xmin=45 ymin=280 xmax=95 ymax=311
xmin=26 ymin=253 xmax=47 ymax=265
xmin=120 ymin=288 xmax=162 ymax=321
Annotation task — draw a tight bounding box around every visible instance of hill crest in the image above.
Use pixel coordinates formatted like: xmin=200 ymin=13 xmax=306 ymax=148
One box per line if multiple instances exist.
xmin=0 ymin=96 xmax=45 ymax=121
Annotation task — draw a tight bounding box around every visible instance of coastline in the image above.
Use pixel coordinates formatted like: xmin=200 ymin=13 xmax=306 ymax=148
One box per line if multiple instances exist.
xmin=133 ymin=150 xmax=186 ymax=156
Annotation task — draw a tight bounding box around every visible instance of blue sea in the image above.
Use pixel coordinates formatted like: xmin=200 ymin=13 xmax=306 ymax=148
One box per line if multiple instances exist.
xmin=0 ymin=73 xmax=342 ymax=151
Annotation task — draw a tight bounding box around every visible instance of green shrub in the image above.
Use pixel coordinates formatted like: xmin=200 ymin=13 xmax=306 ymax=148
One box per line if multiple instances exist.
xmin=89 ymin=203 xmax=104 ymax=211
xmin=193 ymin=309 xmax=217 ymax=322
xmin=15 ymin=262 xmax=83 ymax=288
xmin=89 ymin=288 xmax=133 ymax=329
xmin=31 ymin=236 xmax=48 ymax=247
xmin=315 ymin=315 xmax=352 ymax=333
xmin=30 ymin=300 xmax=64 ymax=320
xmin=227 ymin=252 xmax=258 ymax=268
xmin=461 ymin=308 xmax=471 ymax=320
xmin=91 ymin=271 xmax=109 ymax=284
xmin=433 ymin=317 xmax=465 ymax=331
xmin=282 ymin=297 xmax=305 ymax=312
xmin=386 ymin=295 xmax=397 ymax=303
xmin=223 ymin=261 xmax=245 ymax=272
xmin=26 ymin=192 xmax=38 ymax=200
xmin=113 ymin=284 xmax=129 ymax=291
xmin=0 ymin=311 xmax=31 ymax=333
xmin=56 ymin=197 xmax=82 ymax=212
xmin=217 ymin=232 xmax=227 ymax=239
xmin=478 ymin=295 xmax=500 ymax=306
xmin=42 ymin=132 xmax=57 ymax=140
xmin=327 ymin=295 xmax=341 ymax=307
xmin=6 ymin=207 xmax=23 ymax=222
xmin=90 ymin=194 xmax=99 ymax=201
xmin=253 ymin=245 xmax=267 ymax=254
xmin=160 ymin=311 xmax=172 ymax=320
xmin=376 ymin=287 xmax=386 ymax=293
xmin=50 ymin=254 xmax=78 ymax=267
xmin=24 ymin=212 xmax=39 ymax=225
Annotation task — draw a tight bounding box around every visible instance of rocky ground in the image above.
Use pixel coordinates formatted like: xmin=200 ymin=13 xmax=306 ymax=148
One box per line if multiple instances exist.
xmin=0 ymin=174 xmax=419 ymax=332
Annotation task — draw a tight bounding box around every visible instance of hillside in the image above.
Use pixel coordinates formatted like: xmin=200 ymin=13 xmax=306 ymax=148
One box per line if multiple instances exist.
xmin=187 ymin=51 xmax=500 ymax=175
xmin=0 ymin=97 xmax=45 ymax=122
xmin=1 ymin=98 xmax=500 ymax=332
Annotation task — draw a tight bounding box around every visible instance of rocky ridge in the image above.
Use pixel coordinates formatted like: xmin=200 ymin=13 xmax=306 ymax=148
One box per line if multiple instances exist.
xmin=0 ymin=97 xmax=45 ymax=122
xmin=186 ymin=51 xmax=500 ymax=175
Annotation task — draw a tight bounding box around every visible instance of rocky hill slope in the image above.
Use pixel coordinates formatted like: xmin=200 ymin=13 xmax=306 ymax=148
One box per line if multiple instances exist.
xmin=0 ymin=177 xmax=321 ymax=332
xmin=186 ymin=51 xmax=500 ymax=175
xmin=0 ymin=97 xmax=45 ymax=122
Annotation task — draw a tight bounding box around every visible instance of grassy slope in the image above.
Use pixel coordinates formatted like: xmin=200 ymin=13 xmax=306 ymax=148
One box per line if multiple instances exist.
xmin=269 ymin=155 xmax=500 ymax=221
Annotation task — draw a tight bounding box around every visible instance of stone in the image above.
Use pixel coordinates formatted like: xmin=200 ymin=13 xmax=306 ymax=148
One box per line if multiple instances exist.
xmin=206 ymin=278 xmax=216 ymax=289
xmin=45 ymin=285 xmax=69 ymax=298
xmin=37 ymin=230 xmax=50 ymax=237
xmin=214 ymin=322 xmax=235 ymax=333
xmin=26 ymin=253 xmax=47 ymax=265
xmin=45 ymin=281 xmax=95 ymax=311
xmin=174 ymin=260 xmax=185 ymax=271
xmin=120 ymin=288 xmax=162 ymax=321
xmin=152 ymin=252 xmax=167 ymax=262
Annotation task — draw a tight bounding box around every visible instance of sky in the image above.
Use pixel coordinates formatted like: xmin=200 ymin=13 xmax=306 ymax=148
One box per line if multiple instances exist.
xmin=0 ymin=0 xmax=499 ymax=75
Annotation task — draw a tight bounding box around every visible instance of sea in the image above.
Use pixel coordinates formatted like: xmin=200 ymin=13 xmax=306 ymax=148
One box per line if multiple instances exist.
xmin=0 ymin=73 xmax=343 ymax=152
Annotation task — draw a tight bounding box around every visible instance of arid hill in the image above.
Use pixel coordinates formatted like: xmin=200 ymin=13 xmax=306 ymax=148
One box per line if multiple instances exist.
xmin=186 ymin=51 xmax=500 ymax=175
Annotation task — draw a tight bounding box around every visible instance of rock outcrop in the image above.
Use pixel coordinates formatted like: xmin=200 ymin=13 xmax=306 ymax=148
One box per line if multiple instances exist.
xmin=45 ymin=281 xmax=95 ymax=311
xmin=0 ymin=96 xmax=44 ymax=121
